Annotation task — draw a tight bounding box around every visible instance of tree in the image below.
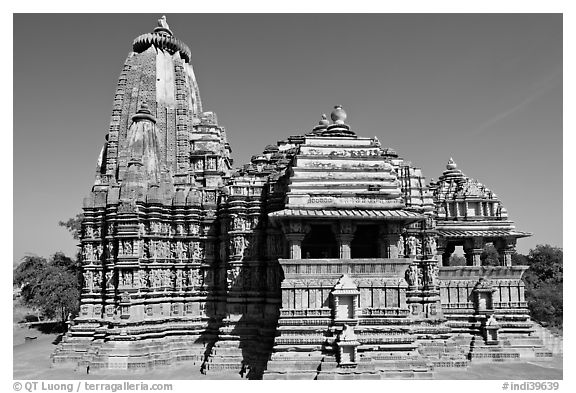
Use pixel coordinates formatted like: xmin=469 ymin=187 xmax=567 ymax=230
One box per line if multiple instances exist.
xmin=13 ymin=253 xmax=81 ymax=323
xmin=449 ymin=254 xmax=467 ymax=266
xmin=511 ymin=252 xmax=528 ymax=266
xmin=50 ymin=251 xmax=80 ymax=272
xmin=525 ymin=245 xmax=562 ymax=285
xmin=14 ymin=255 xmax=48 ymax=304
xmin=480 ymin=244 xmax=500 ymax=266
xmin=522 ymin=245 xmax=563 ymax=330
xmin=58 ymin=213 xmax=84 ymax=241
xmin=34 ymin=265 xmax=80 ymax=322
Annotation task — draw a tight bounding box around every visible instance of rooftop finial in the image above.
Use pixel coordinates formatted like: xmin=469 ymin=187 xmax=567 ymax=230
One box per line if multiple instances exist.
xmin=330 ymin=105 xmax=347 ymax=125
xmin=447 ymin=157 xmax=457 ymax=170
xmin=158 ymin=15 xmax=170 ymax=30
xmin=153 ymin=15 xmax=173 ymax=36
xmin=321 ymin=105 xmax=355 ymax=137
xmin=311 ymin=113 xmax=330 ymax=134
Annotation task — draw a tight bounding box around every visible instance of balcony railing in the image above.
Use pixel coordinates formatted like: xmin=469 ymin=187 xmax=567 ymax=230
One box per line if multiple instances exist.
xmin=279 ymin=258 xmax=412 ymax=278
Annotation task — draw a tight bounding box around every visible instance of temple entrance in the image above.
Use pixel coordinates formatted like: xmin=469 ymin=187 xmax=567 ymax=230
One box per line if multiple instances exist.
xmin=351 ymin=225 xmax=379 ymax=258
xmin=302 ymin=225 xmax=338 ymax=259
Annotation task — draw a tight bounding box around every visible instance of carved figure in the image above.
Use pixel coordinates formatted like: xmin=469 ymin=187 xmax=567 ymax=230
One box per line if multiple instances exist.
xmin=95 ymin=244 xmax=103 ymax=260
xmin=227 ymin=267 xmax=240 ymax=287
xmin=189 ymin=223 xmax=200 ymax=235
xmin=407 ymin=236 xmax=418 ymax=256
xmin=83 ymin=244 xmax=94 ymax=262
xmin=151 ymin=270 xmax=162 ymax=288
xmin=151 ymin=222 xmax=161 ymax=234
xmin=83 ymin=271 xmax=94 ymax=292
xmin=125 ymin=240 xmax=133 ymax=255
xmin=105 ymin=271 xmax=114 ymax=289
xmin=397 ymin=237 xmax=405 ymax=257
xmin=176 ymin=241 xmax=188 ymax=260
xmin=426 ymin=264 xmax=438 ymax=286
xmin=424 ymin=236 xmax=437 ymax=256
xmin=405 ymin=265 xmax=420 ymax=287
xmin=93 ymin=271 xmax=102 ymax=288
xmin=207 ymin=157 xmax=217 ymax=170
xmin=175 ymin=270 xmax=185 ymax=290
xmin=188 ymin=269 xmax=199 ymax=287
xmin=138 ymin=270 xmax=149 ymax=288
xmin=121 ymin=272 xmax=133 ymax=288
xmin=192 ymin=242 xmax=204 ymax=260
xmin=107 ymin=242 xmax=114 ymax=258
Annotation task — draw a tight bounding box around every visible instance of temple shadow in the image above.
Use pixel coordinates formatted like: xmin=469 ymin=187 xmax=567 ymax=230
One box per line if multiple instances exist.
xmin=228 ymin=259 xmax=281 ymax=380
xmin=198 ymin=291 xmax=224 ymax=375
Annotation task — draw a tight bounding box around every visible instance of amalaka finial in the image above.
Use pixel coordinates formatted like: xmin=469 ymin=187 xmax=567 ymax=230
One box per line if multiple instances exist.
xmin=330 ymin=105 xmax=347 ymax=125
xmin=447 ymin=157 xmax=457 ymax=170
xmin=132 ymin=103 xmax=156 ymax=123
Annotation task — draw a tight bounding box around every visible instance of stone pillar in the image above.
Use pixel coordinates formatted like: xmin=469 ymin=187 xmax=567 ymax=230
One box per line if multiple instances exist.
xmin=385 ymin=234 xmax=400 ymax=258
xmin=338 ymin=221 xmax=355 ymax=259
xmin=285 ymin=234 xmax=305 ymax=259
xmin=437 ymin=238 xmax=448 ymax=266
xmin=464 ymin=237 xmax=484 ymax=266
xmin=281 ymin=220 xmax=307 ymax=259
xmin=380 ymin=223 xmax=401 ymax=258
xmin=497 ymin=237 xmax=517 ymax=266
xmin=337 ymin=234 xmax=354 ymax=259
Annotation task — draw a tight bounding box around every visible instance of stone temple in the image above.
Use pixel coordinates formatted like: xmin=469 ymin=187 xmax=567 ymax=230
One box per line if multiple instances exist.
xmin=52 ymin=17 xmax=553 ymax=379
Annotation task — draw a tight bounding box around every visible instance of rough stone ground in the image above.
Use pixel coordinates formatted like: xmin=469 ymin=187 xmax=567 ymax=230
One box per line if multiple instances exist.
xmin=14 ymin=323 xmax=562 ymax=380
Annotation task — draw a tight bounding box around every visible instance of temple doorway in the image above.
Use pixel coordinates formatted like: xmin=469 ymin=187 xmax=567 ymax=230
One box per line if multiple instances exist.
xmin=302 ymin=225 xmax=338 ymax=259
xmin=351 ymin=225 xmax=379 ymax=258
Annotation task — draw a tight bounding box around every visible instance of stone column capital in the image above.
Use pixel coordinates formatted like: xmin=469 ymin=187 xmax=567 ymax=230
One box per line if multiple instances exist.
xmin=285 ymin=233 xmax=306 ymax=242
xmin=336 ymin=233 xmax=354 ymax=243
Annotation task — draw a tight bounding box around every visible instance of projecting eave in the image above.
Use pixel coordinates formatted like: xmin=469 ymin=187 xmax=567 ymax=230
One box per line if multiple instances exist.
xmin=436 ymin=228 xmax=532 ymax=239
xmin=268 ymin=208 xmax=425 ymax=224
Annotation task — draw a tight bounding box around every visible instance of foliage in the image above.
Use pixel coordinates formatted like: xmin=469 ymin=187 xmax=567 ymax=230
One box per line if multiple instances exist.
xmin=511 ymin=252 xmax=528 ymax=266
xmin=524 ymin=245 xmax=563 ymax=284
xmin=521 ymin=245 xmax=563 ymax=329
xmin=449 ymin=254 xmax=467 ymax=266
xmin=14 ymin=256 xmax=48 ymax=304
xmin=34 ymin=265 xmax=81 ymax=322
xmin=480 ymin=244 xmax=501 ymax=266
xmin=13 ymin=253 xmax=80 ymax=322
xmin=58 ymin=213 xmax=84 ymax=241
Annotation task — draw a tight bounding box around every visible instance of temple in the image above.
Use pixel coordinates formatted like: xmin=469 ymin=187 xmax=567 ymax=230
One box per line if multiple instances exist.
xmin=52 ymin=17 xmax=553 ymax=379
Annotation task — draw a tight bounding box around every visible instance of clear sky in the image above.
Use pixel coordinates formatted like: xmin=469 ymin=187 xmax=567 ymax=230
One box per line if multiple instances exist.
xmin=13 ymin=13 xmax=562 ymax=264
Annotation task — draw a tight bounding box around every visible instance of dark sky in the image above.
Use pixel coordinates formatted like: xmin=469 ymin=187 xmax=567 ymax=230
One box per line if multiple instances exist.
xmin=13 ymin=14 xmax=562 ymax=264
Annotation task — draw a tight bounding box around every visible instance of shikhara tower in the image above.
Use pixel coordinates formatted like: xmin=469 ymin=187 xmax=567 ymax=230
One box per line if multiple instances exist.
xmin=53 ymin=17 xmax=553 ymax=379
